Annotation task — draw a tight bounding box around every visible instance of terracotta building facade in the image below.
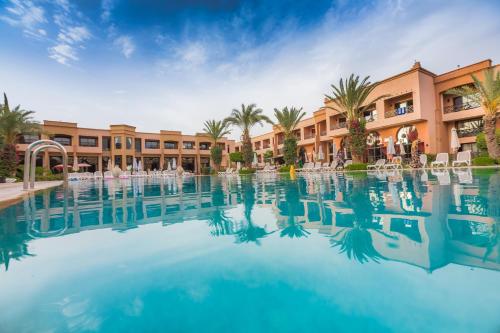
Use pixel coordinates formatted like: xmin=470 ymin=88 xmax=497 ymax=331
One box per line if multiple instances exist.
xmin=16 ymin=122 xmax=235 ymax=174
xmin=237 ymin=59 xmax=499 ymax=164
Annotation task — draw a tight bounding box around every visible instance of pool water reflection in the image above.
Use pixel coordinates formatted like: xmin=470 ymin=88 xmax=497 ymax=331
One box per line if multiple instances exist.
xmin=0 ymin=169 xmax=499 ymax=332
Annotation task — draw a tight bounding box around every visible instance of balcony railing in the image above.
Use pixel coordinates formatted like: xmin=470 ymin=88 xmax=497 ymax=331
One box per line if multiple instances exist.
xmin=331 ymin=122 xmax=347 ymax=130
xmin=384 ymin=105 xmax=414 ymax=118
xmin=457 ymin=127 xmax=483 ymax=138
xmin=304 ymin=133 xmax=315 ymax=139
xmin=444 ymin=102 xmax=481 ymax=114
xmin=320 ymin=130 xmax=327 ymax=136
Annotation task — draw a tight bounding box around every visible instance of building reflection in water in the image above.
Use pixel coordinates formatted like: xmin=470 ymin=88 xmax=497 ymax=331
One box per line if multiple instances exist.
xmin=0 ymin=169 xmax=499 ymax=272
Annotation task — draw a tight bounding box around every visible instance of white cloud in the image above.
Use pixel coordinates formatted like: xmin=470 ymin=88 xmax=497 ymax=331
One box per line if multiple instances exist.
xmin=101 ymin=0 xmax=115 ymax=22
xmin=48 ymin=44 xmax=79 ymax=65
xmin=114 ymin=35 xmax=135 ymax=58
xmin=0 ymin=0 xmax=46 ymax=38
xmin=57 ymin=26 xmax=91 ymax=44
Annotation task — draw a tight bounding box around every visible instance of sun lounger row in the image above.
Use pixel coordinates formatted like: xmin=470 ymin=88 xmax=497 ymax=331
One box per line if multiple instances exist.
xmin=431 ymin=151 xmax=471 ymax=168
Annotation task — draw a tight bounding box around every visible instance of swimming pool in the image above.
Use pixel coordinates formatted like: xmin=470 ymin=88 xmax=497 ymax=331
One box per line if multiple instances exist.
xmin=1 ymin=169 xmax=499 ymax=332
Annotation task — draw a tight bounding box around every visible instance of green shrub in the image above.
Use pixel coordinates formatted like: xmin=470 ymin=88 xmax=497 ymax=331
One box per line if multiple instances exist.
xmin=229 ymin=152 xmax=243 ymax=163
xmin=210 ymin=146 xmax=222 ymax=168
xmin=476 ymin=130 xmax=500 ymax=155
xmin=201 ymin=166 xmax=212 ymax=175
xmin=239 ymin=168 xmax=256 ymax=175
xmin=472 ymin=156 xmax=497 ymax=166
xmin=345 ymin=163 xmax=368 ymax=171
xmin=426 ymin=154 xmax=436 ymax=163
xmin=263 ymin=150 xmax=273 ymax=162
xmin=278 ymin=165 xmax=291 ymax=173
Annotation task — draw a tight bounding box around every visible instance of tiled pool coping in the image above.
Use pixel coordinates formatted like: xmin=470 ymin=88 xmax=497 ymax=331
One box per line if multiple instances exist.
xmin=0 ymin=181 xmax=63 ymax=209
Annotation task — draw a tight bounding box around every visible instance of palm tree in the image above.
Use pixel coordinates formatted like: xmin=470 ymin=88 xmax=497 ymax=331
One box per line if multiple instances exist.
xmin=274 ymin=106 xmax=306 ymax=165
xmin=447 ymin=69 xmax=500 ymax=158
xmin=0 ymin=93 xmax=40 ymax=178
xmin=203 ymin=119 xmax=231 ymax=171
xmin=224 ymin=104 xmax=273 ymax=167
xmin=325 ymin=75 xmax=388 ymax=163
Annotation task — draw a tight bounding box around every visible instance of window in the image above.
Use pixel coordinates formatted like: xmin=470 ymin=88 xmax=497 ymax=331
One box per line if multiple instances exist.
xmin=145 ymin=139 xmax=160 ymax=149
xmin=114 ymin=155 xmax=122 ymax=167
xmin=53 ymin=135 xmax=72 ymax=146
xmin=338 ymin=117 xmax=347 ymax=128
xmin=126 ymin=155 xmax=133 ymax=166
xmin=200 ymin=142 xmax=211 ymax=150
xmin=217 ymin=143 xmax=225 ymax=150
xmin=126 ymin=137 xmax=133 ymax=149
xmin=363 ymin=109 xmax=377 ymax=122
xmin=164 ymin=141 xmax=178 ymax=149
xmin=79 ymin=136 xmax=98 ymax=147
xmin=396 ymin=125 xmax=417 ymax=144
xmin=135 ymin=138 xmax=142 ymax=152
xmin=366 ymin=132 xmax=382 ymax=163
xmin=183 ymin=141 xmax=195 ymax=149
xmin=102 ymin=136 xmax=111 ymax=151
xmin=395 ymin=100 xmax=413 ymax=115
xmin=114 ymin=136 xmax=122 ymax=149
xmin=456 ymin=118 xmax=483 ymax=138
xmin=18 ymin=134 xmax=39 ymax=144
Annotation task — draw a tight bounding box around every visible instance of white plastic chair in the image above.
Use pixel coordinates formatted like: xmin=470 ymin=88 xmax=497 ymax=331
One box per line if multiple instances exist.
xmin=431 ymin=153 xmax=449 ymax=168
xmin=367 ymin=159 xmax=386 ymax=170
xmin=452 ymin=150 xmax=471 ymax=167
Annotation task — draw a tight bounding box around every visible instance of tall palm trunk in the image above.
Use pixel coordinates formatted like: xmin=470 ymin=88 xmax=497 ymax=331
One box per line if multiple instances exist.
xmin=483 ymin=114 xmax=500 ymax=158
xmin=241 ymin=129 xmax=253 ymax=167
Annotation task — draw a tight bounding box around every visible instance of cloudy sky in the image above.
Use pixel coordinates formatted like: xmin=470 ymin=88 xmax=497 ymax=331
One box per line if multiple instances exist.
xmin=0 ymin=0 xmax=499 ymax=139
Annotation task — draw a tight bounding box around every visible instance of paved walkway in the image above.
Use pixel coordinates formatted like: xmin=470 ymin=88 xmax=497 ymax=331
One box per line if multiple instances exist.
xmin=0 ymin=181 xmax=63 ymax=209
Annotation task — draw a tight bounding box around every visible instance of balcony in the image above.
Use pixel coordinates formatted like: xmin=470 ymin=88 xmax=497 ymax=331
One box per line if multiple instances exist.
xmin=303 ymin=133 xmax=315 ymax=139
xmin=331 ymin=122 xmax=347 ymax=130
xmin=384 ymin=105 xmax=414 ymax=118
xmin=444 ymin=102 xmax=481 ymax=114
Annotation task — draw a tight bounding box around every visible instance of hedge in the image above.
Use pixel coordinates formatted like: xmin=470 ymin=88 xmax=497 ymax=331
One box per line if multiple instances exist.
xmin=472 ymin=156 xmax=497 ymax=166
xmin=344 ymin=163 xmax=368 ymax=171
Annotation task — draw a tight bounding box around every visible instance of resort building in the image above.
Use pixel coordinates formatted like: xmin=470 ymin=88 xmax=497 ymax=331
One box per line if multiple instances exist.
xmin=15 ymin=121 xmax=236 ymax=173
xmin=238 ymin=59 xmax=499 ymax=164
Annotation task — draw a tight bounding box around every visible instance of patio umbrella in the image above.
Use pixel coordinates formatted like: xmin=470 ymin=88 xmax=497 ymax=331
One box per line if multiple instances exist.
xmin=253 ymin=152 xmax=258 ymax=166
xmin=399 ymin=142 xmax=406 ymax=155
xmin=312 ymin=149 xmax=316 ymax=162
xmin=343 ymin=148 xmax=347 ymax=160
xmin=78 ymin=163 xmax=91 ymax=169
xmin=304 ymin=151 xmax=309 ymax=163
xmin=237 ymin=161 xmax=241 ymax=170
xmin=167 ymin=161 xmax=172 ymax=171
xmin=318 ymin=145 xmax=324 ymax=161
xmin=450 ymin=127 xmax=460 ymax=152
xmin=137 ymin=160 xmax=142 ymax=171
xmin=387 ymin=136 xmax=396 ymax=156
xmin=172 ymin=158 xmax=176 ymax=169
xmin=107 ymin=159 xmax=112 ymax=171
xmin=332 ymin=142 xmax=337 ymax=157
xmin=53 ymin=164 xmax=71 ymax=171
xmin=133 ymin=157 xmax=138 ymax=171
xmin=73 ymin=158 xmax=79 ymax=172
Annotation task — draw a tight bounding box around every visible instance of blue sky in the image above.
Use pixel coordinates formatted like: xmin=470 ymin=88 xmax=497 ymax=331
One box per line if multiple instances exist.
xmin=1 ymin=0 xmax=499 ymax=138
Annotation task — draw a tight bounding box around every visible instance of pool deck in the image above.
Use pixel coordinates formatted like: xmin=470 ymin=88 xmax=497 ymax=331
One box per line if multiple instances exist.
xmin=0 ymin=181 xmax=63 ymax=209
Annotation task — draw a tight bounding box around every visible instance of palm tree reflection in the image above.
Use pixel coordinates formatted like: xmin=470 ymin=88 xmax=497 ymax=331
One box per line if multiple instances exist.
xmin=279 ymin=178 xmax=310 ymax=239
xmin=235 ymin=178 xmax=273 ymax=245
xmin=0 ymin=208 xmax=34 ymax=271
xmin=330 ymin=177 xmax=387 ymax=263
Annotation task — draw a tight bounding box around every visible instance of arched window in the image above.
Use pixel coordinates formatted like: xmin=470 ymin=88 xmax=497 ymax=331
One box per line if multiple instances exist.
xmin=366 ymin=132 xmax=382 ymax=163
xmin=396 ymin=125 xmax=417 ymax=157
xmin=396 ymin=125 xmax=417 ymax=144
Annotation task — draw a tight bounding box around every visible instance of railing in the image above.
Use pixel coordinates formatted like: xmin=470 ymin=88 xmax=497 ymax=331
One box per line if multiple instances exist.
xmin=331 ymin=123 xmax=347 ymax=130
xmin=303 ymin=133 xmax=315 ymax=139
xmin=443 ymin=102 xmax=481 ymax=114
xmin=384 ymin=105 xmax=414 ymax=118
xmin=366 ymin=116 xmax=376 ymax=123
xmin=320 ymin=131 xmax=327 ymax=136
xmin=457 ymin=127 xmax=483 ymax=138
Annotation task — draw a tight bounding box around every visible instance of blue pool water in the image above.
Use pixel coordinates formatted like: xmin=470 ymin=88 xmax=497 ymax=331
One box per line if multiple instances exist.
xmin=0 ymin=169 xmax=499 ymax=333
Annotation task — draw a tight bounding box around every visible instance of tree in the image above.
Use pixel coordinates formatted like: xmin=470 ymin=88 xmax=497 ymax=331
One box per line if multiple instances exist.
xmin=0 ymin=93 xmax=40 ymax=177
xmin=203 ymin=119 xmax=231 ymax=171
xmin=325 ymin=75 xmax=388 ymax=163
xmin=224 ymin=104 xmax=273 ymax=167
xmin=274 ymin=106 xmax=306 ymax=165
xmin=447 ymin=69 xmax=500 ymax=158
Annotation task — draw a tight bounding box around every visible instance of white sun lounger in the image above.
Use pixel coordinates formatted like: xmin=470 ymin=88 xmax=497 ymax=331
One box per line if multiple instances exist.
xmin=367 ymin=159 xmax=386 ymax=170
xmin=385 ymin=156 xmax=402 ymax=170
xmin=452 ymin=150 xmax=471 ymax=167
xmin=431 ymin=153 xmax=449 ymax=168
